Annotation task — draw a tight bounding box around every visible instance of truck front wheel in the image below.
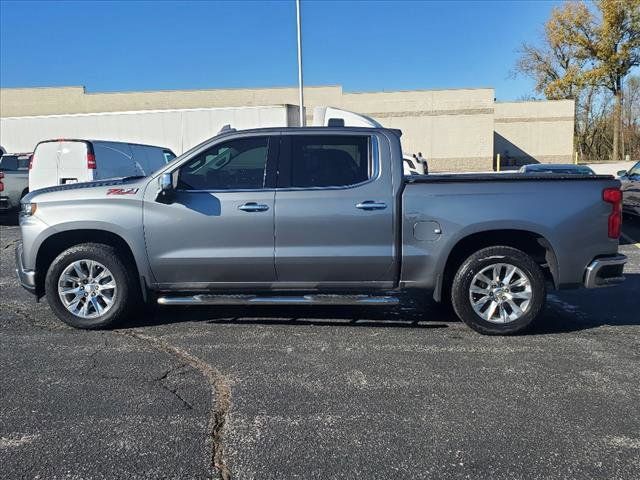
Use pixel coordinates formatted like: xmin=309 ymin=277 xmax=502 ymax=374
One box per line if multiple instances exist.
xmin=45 ymin=243 xmax=138 ymax=329
xmin=451 ymin=246 xmax=546 ymax=335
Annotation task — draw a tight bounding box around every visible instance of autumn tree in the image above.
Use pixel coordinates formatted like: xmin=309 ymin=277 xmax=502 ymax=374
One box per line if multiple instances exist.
xmin=516 ymin=0 xmax=640 ymax=161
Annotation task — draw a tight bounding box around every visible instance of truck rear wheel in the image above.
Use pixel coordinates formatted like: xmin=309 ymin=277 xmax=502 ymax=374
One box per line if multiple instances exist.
xmin=451 ymin=246 xmax=546 ymax=335
xmin=45 ymin=243 xmax=138 ymax=329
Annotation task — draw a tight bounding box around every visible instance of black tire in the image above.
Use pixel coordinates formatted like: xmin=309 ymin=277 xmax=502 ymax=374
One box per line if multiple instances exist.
xmin=45 ymin=243 xmax=138 ymax=329
xmin=451 ymin=246 xmax=546 ymax=335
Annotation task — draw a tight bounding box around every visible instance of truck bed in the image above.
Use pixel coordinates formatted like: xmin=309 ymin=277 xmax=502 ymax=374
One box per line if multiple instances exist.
xmin=405 ymin=173 xmax=614 ymax=183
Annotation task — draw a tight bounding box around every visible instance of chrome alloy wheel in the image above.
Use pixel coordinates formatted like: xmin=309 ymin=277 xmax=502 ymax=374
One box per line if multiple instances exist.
xmin=468 ymin=263 xmax=532 ymax=324
xmin=58 ymin=260 xmax=117 ymax=319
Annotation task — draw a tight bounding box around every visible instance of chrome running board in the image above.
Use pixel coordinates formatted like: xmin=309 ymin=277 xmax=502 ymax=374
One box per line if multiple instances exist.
xmin=157 ymin=294 xmax=399 ymax=306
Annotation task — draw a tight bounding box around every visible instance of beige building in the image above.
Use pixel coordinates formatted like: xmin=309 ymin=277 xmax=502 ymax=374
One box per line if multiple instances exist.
xmin=0 ymin=85 xmax=574 ymax=172
xmin=494 ymin=100 xmax=575 ymax=167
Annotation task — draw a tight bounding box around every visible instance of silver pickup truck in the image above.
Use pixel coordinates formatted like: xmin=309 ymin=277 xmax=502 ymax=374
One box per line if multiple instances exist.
xmin=0 ymin=153 xmax=30 ymax=212
xmin=16 ymin=127 xmax=627 ymax=334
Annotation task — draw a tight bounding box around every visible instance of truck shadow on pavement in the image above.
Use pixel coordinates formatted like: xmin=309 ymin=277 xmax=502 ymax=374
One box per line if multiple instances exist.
xmin=530 ymin=273 xmax=640 ymax=334
xmin=122 ymin=275 xmax=639 ymax=335
xmin=132 ymin=294 xmax=454 ymax=330
xmin=0 ymin=212 xmax=19 ymax=226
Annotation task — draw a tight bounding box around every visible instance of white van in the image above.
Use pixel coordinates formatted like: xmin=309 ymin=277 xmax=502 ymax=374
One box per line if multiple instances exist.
xmin=29 ymin=139 xmax=175 ymax=191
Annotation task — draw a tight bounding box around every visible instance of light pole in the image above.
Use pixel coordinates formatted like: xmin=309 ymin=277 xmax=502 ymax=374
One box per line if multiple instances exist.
xmin=296 ymin=0 xmax=305 ymax=126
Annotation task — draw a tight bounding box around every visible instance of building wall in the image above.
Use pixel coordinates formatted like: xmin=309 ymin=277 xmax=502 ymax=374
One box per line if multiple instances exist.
xmin=342 ymin=89 xmax=494 ymax=171
xmin=0 ymin=85 xmax=343 ymax=117
xmin=0 ymin=85 xmax=574 ymax=172
xmin=494 ymin=100 xmax=575 ymax=166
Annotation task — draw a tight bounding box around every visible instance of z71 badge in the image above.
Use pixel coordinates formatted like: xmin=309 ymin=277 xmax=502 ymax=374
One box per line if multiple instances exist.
xmin=107 ymin=188 xmax=139 ymax=195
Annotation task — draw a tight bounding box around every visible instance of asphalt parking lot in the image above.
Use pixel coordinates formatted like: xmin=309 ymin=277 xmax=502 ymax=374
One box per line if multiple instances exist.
xmin=1 ymin=215 xmax=639 ymax=480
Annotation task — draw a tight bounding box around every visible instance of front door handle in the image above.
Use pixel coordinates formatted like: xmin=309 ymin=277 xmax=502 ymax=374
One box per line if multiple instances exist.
xmin=356 ymin=201 xmax=387 ymax=210
xmin=238 ymin=202 xmax=269 ymax=212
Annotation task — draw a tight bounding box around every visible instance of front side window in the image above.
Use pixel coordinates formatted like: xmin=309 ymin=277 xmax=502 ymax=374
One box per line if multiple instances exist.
xmin=178 ymin=136 xmax=269 ymax=190
xmin=289 ymin=135 xmax=370 ymax=188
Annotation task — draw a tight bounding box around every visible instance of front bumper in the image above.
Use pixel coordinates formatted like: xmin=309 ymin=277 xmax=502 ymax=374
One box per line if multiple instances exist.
xmin=584 ymin=254 xmax=627 ymax=288
xmin=15 ymin=241 xmax=36 ymax=294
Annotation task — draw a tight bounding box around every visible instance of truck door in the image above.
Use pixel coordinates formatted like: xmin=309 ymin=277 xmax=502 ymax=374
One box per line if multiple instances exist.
xmin=273 ymin=133 xmax=396 ymax=287
xmin=143 ymin=135 xmax=278 ymax=286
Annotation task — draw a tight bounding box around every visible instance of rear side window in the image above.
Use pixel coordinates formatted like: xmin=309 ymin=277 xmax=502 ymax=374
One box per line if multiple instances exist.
xmin=288 ymin=135 xmax=370 ymax=188
xmin=178 ymin=136 xmax=269 ymax=190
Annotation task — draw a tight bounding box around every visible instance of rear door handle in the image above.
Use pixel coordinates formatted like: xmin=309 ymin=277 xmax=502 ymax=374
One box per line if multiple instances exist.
xmin=356 ymin=201 xmax=387 ymax=210
xmin=238 ymin=202 xmax=269 ymax=212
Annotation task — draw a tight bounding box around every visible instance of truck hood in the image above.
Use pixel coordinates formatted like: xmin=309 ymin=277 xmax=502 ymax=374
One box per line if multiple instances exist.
xmin=23 ymin=176 xmax=149 ymax=203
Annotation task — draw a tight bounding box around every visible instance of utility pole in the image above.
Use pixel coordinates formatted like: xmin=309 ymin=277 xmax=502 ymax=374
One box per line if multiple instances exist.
xmin=296 ymin=0 xmax=305 ymax=126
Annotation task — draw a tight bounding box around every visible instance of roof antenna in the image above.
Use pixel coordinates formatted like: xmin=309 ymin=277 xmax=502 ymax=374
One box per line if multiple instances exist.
xmin=218 ymin=124 xmax=236 ymax=135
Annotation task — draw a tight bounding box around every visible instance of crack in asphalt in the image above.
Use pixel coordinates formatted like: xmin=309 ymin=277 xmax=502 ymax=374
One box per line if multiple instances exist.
xmin=160 ymin=383 xmax=195 ymax=411
xmin=0 ymin=300 xmax=67 ymax=332
xmin=3 ymin=239 xmax=19 ymax=250
xmin=116 ymin=330 xmax=232 ymax=480
xmin=152 ymin=364 xmax=195 ymax=410
xmin=2 ymin=300 xmax=232 ymax=478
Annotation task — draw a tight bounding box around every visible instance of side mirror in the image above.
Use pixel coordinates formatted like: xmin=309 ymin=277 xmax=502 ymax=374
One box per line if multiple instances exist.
xmin=617 ymin=170 xmax=628 ymax=178
xmin=156 ymin=172 xmax=175 ymax=204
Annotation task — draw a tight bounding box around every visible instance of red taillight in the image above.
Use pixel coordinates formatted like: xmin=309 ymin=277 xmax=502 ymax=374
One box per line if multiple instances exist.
xmin=28 ymin=154 xmax=34 ymax=170
xmin=87 ymin=152 xmax=96 ymax=169
xmin=0 ymin=171 xmax=4 ymax=192
xmin=603 ymin=188 xmax=622 ymax=204
xmin=603 ymin=187 xmax=622 ymax=239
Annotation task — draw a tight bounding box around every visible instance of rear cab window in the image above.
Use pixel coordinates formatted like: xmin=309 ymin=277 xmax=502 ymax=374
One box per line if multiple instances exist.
xmin=0 ymin=154 xmax=30 ymax=171
xmin=279 ymin=135 xmax=371 ymax=188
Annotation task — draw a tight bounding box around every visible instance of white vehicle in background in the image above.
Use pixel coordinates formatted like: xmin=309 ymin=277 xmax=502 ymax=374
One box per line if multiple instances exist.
xmin=313 ymin=106 xmax=383 ymax=128
xmin=313 ymin=107 xmax=427 ymax=177
xmin=29 ymin=139 xmax=175 ymax=191
xmin=403 ymin=155 xmax=424 ymax=175
xmin=0 ymin=152 xmax=30 ymax=211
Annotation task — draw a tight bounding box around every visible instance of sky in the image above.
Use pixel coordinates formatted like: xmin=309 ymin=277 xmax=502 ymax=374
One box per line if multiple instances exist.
xmin=0 ymin=0 xmax=565 ymax=101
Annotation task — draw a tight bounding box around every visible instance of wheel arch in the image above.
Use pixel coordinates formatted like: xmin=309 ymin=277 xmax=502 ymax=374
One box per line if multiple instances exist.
xmin=434 ymin=228 xmax=559 ymax=302
xmin=34 ymin=229 xmax=146 ymax=300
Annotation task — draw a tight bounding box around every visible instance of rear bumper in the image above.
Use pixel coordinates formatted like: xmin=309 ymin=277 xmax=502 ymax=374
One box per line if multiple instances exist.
xmin=584 ymin=254 xmax=627 ymax=288
xmin=15 ymin=242 xmax=36 ymax=294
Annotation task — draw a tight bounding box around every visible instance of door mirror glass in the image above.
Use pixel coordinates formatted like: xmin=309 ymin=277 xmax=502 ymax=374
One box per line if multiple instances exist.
xmin=156 ymin=172 xmax=175 ymax=203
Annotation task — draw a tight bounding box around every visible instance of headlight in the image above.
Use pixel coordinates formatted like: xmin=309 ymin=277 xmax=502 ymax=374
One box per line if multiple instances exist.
xmin=21 ymin=202 xmax=37 ymax=216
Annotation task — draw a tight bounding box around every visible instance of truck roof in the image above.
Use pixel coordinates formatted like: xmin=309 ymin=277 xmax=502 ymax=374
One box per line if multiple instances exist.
xmin=212 ymin=125 xmax=402 ymax=138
